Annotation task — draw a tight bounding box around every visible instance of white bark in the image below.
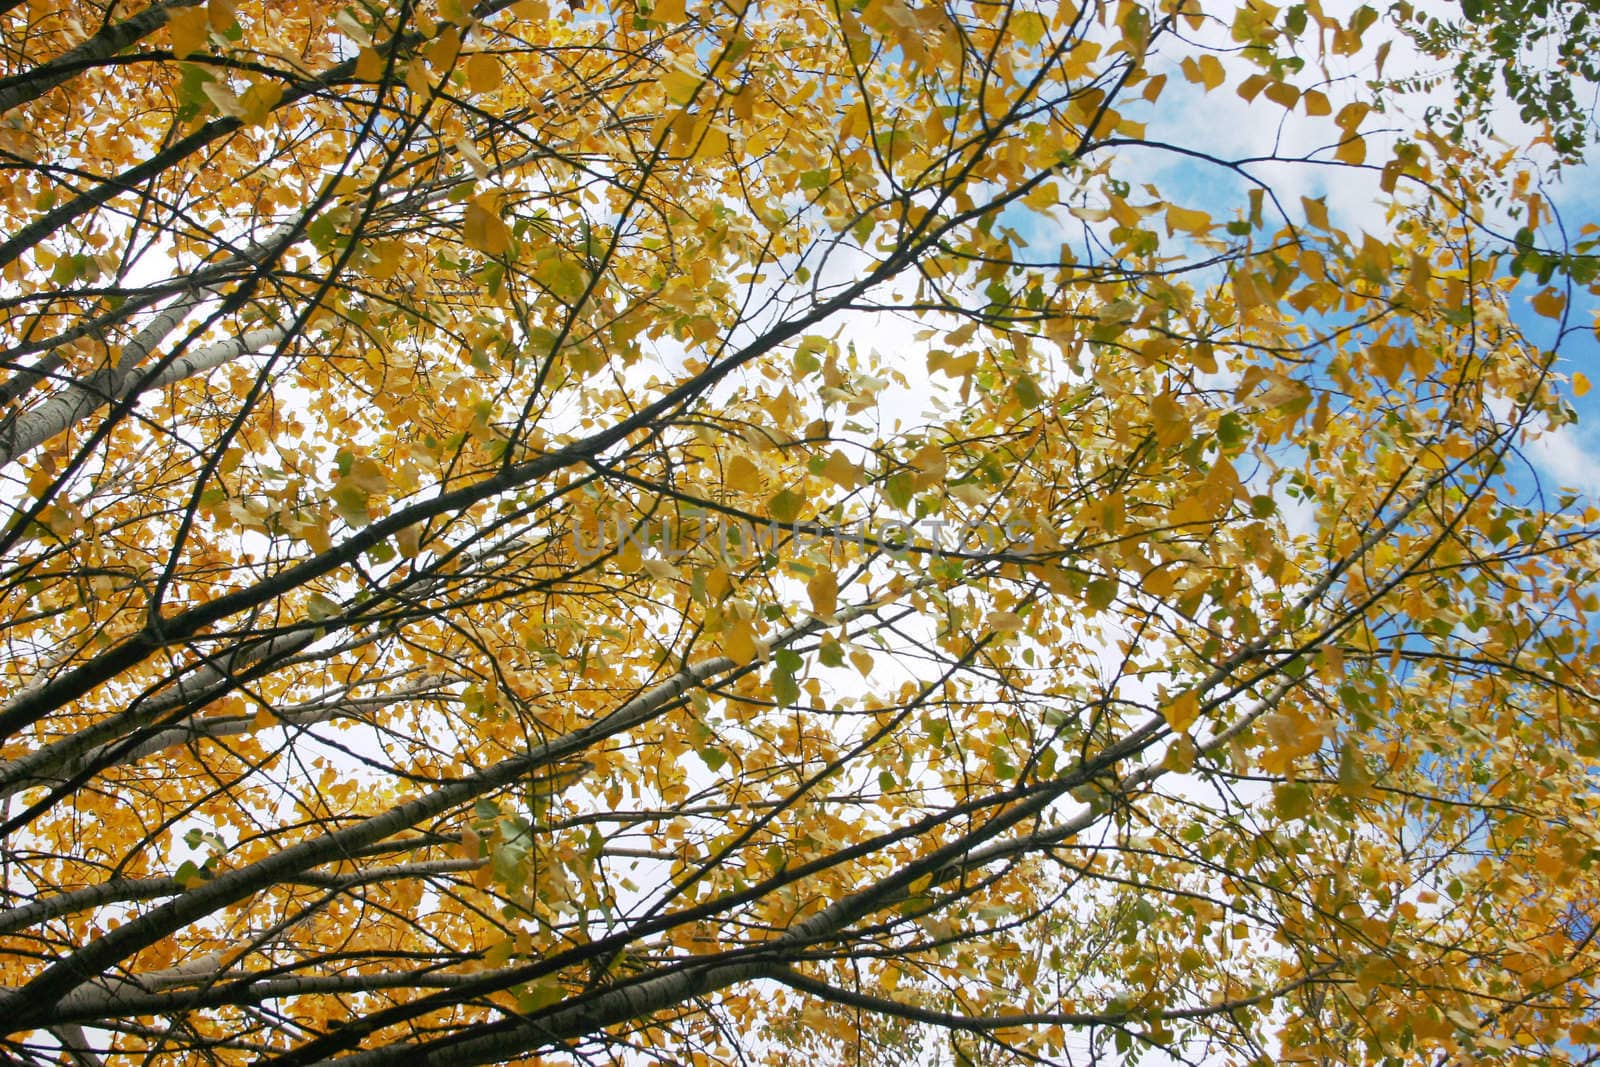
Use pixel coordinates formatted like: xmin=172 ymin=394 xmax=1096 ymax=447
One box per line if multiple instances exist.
xmin=0 ymin=620 xmax=320 ymax=798
xmin=0 ymin=215 xmax=303 ymax=469
xmin=58 ymin=675 xmax=452 ymax=785
xmin=48 ymin=1024 xmax=104 ymax=1067
xmin=0 ymin=324 xmax=286 ymax=469
xmin=0 ymin=636 xmax=782 ymax=1024
xmin=0 ymin=1 xmax=201 ymax=119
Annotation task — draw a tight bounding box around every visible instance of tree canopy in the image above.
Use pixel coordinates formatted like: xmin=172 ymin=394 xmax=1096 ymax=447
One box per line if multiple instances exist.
xmin=1397 ymin=0 xmax=1600 ymax=165
xmin=0 ymin=0 xmax=1597 ymax=1063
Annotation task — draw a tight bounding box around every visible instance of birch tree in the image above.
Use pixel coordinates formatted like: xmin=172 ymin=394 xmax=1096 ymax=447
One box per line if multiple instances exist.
xmin=0 ymin=0 xmax=1596 ymax=1064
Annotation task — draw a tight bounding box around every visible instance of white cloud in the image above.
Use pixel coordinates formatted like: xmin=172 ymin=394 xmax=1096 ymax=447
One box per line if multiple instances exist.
xmin=1522 ymin=420 xmax=1600 ymax=501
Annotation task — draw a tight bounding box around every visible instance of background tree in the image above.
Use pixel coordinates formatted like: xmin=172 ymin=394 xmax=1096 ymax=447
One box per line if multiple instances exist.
xmin=0 ymin=0 xmax=1595 ymax=1064
xmin=1394 ymin=0 xmax=1600 ymax=166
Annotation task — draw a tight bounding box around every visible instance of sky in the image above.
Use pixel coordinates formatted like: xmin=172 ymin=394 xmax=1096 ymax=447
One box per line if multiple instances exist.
xmin=1156 ymin=0 xmax=1600 ymax=505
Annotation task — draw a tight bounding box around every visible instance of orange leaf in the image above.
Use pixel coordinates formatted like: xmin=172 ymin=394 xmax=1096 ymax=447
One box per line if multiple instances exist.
xmin=1531 ymin=288 xmax=1566 ymax=319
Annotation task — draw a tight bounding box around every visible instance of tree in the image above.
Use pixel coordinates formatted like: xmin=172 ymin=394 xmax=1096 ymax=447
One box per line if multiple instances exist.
xmin=1394 ymin=0 xmax=1600 ymax=166
xmin=0 ymin=0 xmax=1595 ymax=1063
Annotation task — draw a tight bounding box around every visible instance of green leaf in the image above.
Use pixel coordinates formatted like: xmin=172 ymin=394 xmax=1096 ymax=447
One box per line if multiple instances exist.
xmin=174 ymin=860 xmax=211 ymax=889
xmin=768 ymin=488 xmax=803 ymax=524
xmin=882 ymin=472 xmax=913 ymax=511
xmin=1085 ymin=578 xmax=1118 ymax=611
xmin=771 ymin=668 xmax=799 ymax=707
xmin=1013 ymin=374 xmax=1043 ymax=408
xmin=1274 ymin=782 xmax=1312 ymax=820
xmin=306 ymin=592 xmax=340 ymax=620
xmin=308 ymin=213 xmax=339 ymax=254
xmin=514 ymin=980 xmax=566 ymax=1013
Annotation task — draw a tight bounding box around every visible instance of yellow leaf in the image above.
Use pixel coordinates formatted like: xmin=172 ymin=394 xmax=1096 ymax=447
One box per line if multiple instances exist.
xmin=429 ymin=26 xmax=463 ymax=70
xmin=725 ymin=621 xmax=758 ymax=664
xmin=768 ymin=488 xmax=803 ymax=523
xmin=820 ymin=450 xmax=859 ymax=488
xmin=949 ymin=482 xmax=987 ymax=505
xmin=1531 ymin=288 xmax=1566 ymax=319
xmin=396 ymin=524 xmax=421 ymax=557
xmin=1575 ymin=372 xmax=1591 ymax=398
xmin=693 ymin=123 xmax=729 ymax=160
xmin=169 ymin=8 xmax=210 ymax=57
xmin=1337 ymin=742 xmax=1372 ymax=797
xmin=345 ymin=457 xmax=389 ymax=494
xmin=909 ymin=441 xmax=946 ymax=489
xmin=463 ymin=195 xmax=511 ymax=255
xmin=405 ymin=57 xmax=432 ymax=96
xmin=1184 ymin=53 xmax=1224 ymax=90
xmin=1263 ymin=81 xmax=1299 ymax=109
xmin=1368 ymin=343 xmax=1411 ymax=386
xmin=467 ymin=52 xmax=502 ymax=93
xmin=1299 ymin=247 xmax=1326 ymax=282
xmin=1161 ymin=690 xmax=1200 ymax=732
xmin=1013 ymin=10 xmax=1046 ymax=46
xmin=240 ymin=81 xmax=284 ymax=126
xmin=1169 ymin=491 xmax=1211 ymax=529
xmin=1301 ymin=196 xmax=1329 ymax=231
xmin=662 ymin=70 xmax=699 ymax=105
xmin=1150 ymin=391 xmax=1189 ymax=447
xmin=199 ymin=78 xmax=246 ymax=119
xmin=1165 ymin=204 xmax=1211 ymax=236
xmin=987 ymin=610 xmax=1025 ymax=633
xmin=724 ymin=453 xmax=762 ymax=492
xmin=652 ymin=0 xmax=688 ymax=22
xmin=367 ymin=240 xmax=402 ymax=280
xmin=1236 ymin=73 xmax=1269 ymax=101
xmin=927 ymin=350 xmax=979 ymax=378
xmin=483 ymin=938 xmax=513 ymax=970
xmin=1334 ymin=101 xmax=1371 ymax=131
xmin=1162 ymin=733 xmax=1197 ymax=772
xmin=1023 ymin=182 xmax=1058 ymax=210
xmin=1228 ymin=271 xmax=1254 ymax=308
xmin=806 ymin=570 xmax=838 ymax=618
xmin=1302 ymin=89 xmax=1331 ymax=116
xmin=849 ymin=648 xmax=874 ymax=675
xmin=1334 ymin=135 xmax=1366 ymax=165
xmin=1084 ymin=577 xmax=1118 ymax=611
xmin=356 ymin=46 xmax=385 ymax=82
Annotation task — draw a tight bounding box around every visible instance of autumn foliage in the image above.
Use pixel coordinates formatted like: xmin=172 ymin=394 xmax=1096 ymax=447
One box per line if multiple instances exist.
xmin=0 ymin=0 xmax=1596 ymax=1063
